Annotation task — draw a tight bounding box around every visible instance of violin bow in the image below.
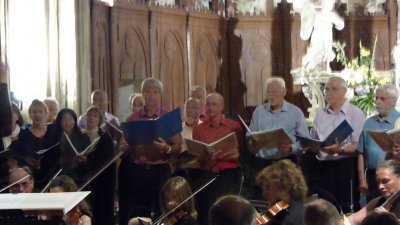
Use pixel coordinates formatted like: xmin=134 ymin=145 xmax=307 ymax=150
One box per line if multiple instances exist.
xmin=0 ymin=174 xmax=30 ymax=192
xmin=152 ymin=176 xmax=218 ymax=225
xmin=40 ymin=168 xmax=63 ymax=193
xmin=77 ymin=150 xmax=124 ymax=191
xmin=382 ymin=188 xmax=400 ymax=209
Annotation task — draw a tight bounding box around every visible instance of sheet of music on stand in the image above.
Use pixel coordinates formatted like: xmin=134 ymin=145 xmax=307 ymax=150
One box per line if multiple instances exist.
xmin=0 ymin=191 xmax=90 ymax=214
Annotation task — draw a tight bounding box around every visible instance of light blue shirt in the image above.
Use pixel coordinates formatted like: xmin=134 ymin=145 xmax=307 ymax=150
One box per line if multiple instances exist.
xmin=247 ymin=100 xmax=309 ymax=159
xmin=357 ymin=109 xmax=400 ymax=169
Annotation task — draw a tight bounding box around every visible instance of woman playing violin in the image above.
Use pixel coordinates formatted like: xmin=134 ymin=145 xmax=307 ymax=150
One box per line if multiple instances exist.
xmin=49 ymin=175 xmax=92 ymax=225
xmin=128 ymin=176 xmax=199 ymax=225
xmin=349 ymin=160 xmax=400 ymax=225
xmin=255 ymin=159 xmax=308 ymax=225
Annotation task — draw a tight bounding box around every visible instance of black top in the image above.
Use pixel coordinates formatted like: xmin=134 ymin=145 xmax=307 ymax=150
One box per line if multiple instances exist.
xmin=174 ymin=215 xmax=199 ymax=225
xmin=267 ymin=200 xmax=304 ymax=225
xmin=0 ymin=83 xmax=12 ymax=138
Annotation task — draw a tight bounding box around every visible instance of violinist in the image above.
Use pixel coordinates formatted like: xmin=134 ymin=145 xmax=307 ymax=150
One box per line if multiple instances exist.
xmin=349 ymin=160 xmax=400 ymax=225
xmin=128 ymin=176 xmax=199 ymax=225
xmin=255 ymin=159 xmax=308 ymax=225
xmin=49 ymin=175 xmax=92 ymax=225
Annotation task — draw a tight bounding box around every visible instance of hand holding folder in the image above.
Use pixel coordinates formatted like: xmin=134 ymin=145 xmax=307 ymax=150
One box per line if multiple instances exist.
xmin=121 ymin=108 xmax=183 ymax=146
xmin=238 ymin=115 xmax=293 ymax=150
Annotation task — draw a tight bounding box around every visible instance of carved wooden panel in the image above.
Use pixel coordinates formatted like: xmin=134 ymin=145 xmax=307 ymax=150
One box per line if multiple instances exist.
xmin=187 ymin=12 xmax=222 ymax=94
xmin=91 ymin=1 xmax=116 ymax=113
xmin=227 ymin=16 xmax=285 ymax=116
xmin=334 ymin=16 xmax=392 ymax=71
xmin=111 ymin=3 xmax=151 ymax=82
xmin=150 ymin=7 xmax=188 ymax=111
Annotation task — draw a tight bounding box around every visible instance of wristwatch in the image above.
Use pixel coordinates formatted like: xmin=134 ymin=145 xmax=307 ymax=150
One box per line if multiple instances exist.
xmin=339 ymin=146 xmax=345 ymax=155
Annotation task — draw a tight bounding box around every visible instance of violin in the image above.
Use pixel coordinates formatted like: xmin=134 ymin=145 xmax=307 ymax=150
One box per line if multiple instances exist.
xmin=382 ymin=189 xmax=400 ymax=218
xmin=255 ymin=200 xmax=289 ymax=225
xmin=66 ymin=207 xmax=83 ymax=225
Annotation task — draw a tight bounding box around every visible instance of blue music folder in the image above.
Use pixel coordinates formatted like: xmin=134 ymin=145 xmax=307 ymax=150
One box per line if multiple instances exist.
xmin=121 ymin=108 xmax=183 ymax=145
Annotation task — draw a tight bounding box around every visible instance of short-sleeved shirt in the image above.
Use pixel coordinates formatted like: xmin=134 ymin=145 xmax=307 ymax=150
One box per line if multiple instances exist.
xmin=310 ymin=100 xmax=365 ymax=160
xmin=247 ymin=100 xmax=309 ymax=160
xmin=192 ymin=115 xmax=242 ymax=173
xmin=357 ymin=109 xmax=400 ymax=169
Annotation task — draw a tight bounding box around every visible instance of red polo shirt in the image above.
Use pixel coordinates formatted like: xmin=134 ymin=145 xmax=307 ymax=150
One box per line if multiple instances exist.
xmin=192 ymin=115 xmax=242 ymax=173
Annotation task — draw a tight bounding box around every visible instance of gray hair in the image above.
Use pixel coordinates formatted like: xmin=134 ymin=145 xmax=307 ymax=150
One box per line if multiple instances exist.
xmin=376 ymin=84 xmax=399 ymax=104
xmin=141 ymin=78 xmax=163 ymax=93
xmin=328 ymin=76 xmax=347 ymax=89
xmin=189 ymin=85 xmax=207 ymax=97
xmin=265 ymin=77 xmax=286 ymax=92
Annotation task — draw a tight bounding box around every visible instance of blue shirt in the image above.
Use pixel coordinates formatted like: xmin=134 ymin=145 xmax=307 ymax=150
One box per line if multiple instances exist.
xmin=357 ymin=109 xmax=400 ymax=169
xmin=247 ymin=100 xmax=309 ymax=159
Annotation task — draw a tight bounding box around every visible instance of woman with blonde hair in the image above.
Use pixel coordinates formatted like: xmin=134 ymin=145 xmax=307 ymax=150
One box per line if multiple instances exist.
xmin=256 ymin=159 xmax=308 ymax=225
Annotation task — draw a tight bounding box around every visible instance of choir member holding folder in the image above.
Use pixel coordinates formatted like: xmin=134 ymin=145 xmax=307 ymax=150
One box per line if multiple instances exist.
xmin=191 ymin=93 xmax=242 ymax=225
xmin=307 ymin=76 xmax=365 ymax=213
xmin=15 ymin=100 xmax=58 ymax=189
xmin=81 ymin=106 xmax=116 ymax=225
xmin=246 ymin=77 xmax=309 ymax=163
xmin=56 ymin=108 xmax=90 ymax=183
xmin=357 ymin=84 xmax=400 ymax=202
xmin=119 ymin=78 xmax=182 ymax=225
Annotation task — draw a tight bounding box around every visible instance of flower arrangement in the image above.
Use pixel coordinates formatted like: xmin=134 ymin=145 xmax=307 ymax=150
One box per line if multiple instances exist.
xmin=333 ymin=37 xmax=391 ymax=116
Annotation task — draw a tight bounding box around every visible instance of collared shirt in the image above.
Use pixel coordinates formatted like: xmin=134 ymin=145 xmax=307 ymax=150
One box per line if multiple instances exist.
xmin=247 ymin=100 xmax=309 ymax=160
xmin=310 ymin=100 xmax=365 ymax=160
xmin=126 ymin=107 xmax=178 ymax=165
xmin=357 ymin=109 xmax=400 ymax=169
xmin=192 ymin=115 xmax=242 ymax=173
xmin=78 ymin=111 xmax=120 ymax=129
xmin=181 ymin=120 xmax=202 ymax=151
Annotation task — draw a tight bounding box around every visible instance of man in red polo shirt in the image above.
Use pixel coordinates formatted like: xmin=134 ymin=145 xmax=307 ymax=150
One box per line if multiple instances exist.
xmin=192 ymin=92 xmax=242 ymax=225
xmin=119 ymin=78 xmax=182 ymax=225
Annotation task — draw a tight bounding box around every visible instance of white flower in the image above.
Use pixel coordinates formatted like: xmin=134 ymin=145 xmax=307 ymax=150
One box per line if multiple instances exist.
xmin=340 ymin=68 xmax=364 ymax=86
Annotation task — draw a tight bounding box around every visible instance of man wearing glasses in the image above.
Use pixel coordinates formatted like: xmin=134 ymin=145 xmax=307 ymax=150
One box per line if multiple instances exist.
xmin=8 ymin=166 xmax=34 ymax=193
xmin=306 ymin=76 xmax=365 ymax=213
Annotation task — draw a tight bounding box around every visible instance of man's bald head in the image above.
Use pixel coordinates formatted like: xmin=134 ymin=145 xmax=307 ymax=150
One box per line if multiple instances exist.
xmin=205 ymin=93 xmax=224 ymax=119
xmin=91 ymin=90 xmax=109 ymax=111
xmin=209 ymin=195 xmax=257 ymax=225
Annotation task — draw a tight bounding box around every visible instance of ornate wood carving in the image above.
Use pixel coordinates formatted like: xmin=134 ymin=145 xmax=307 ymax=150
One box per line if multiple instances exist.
xmin=111 ymin=2 xmax=151 ymax=82
xmin=187 ymin=12 xmax=222 ymax=93
xmin=91 ymin=1 xmax=116 ymax=113
xmin=150 ymin=7 xmax=188 ymax=111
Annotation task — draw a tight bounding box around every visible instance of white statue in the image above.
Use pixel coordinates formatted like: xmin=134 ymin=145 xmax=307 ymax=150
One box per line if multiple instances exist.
xmin=290 ymin=0 xmax=344 ymax=73
xmin=365 ymin=0 xmax=386 ymax=15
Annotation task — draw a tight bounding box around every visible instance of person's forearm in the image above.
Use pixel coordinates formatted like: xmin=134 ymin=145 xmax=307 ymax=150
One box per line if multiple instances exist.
xmin=358 ymin=154 xmax=366 ymax=182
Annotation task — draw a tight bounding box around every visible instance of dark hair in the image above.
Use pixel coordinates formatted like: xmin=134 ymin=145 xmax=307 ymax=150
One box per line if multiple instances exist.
xmin=55 ymin=108 xmax=82 ymax=136
xmin=361 ymin=211 xmax=400 ymax=225
xmin=209 ymin=195 xmax=256 ymax=225
xmin=11 ymin=102 xmax=24 ymax=127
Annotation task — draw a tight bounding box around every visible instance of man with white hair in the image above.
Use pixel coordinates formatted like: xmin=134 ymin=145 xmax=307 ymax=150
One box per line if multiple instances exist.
xmin=247 ymin=77 xmax=309 ymax=161
xmin=307 ymin=76 xmax=365 ymax=213
xmin=357 ymin=84 xmax=400 ymax=202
